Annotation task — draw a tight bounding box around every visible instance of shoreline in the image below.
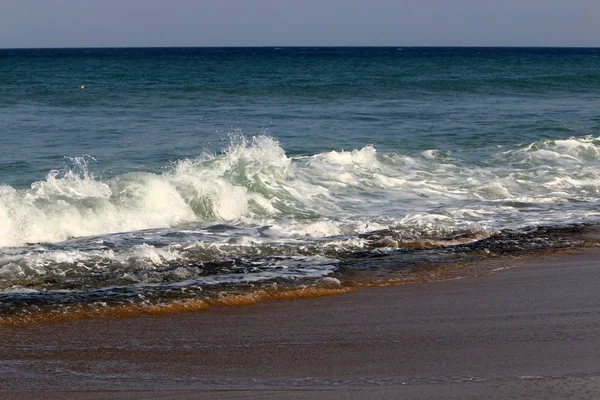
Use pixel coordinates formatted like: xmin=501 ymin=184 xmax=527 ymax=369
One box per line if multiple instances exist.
xmin=2 ymin=247 xmax=600 ymax=399
xmin=3 ymin=223 xmax=593 ymax=327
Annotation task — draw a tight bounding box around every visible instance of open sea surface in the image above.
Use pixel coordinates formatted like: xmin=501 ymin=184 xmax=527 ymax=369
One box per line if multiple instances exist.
xmin=1 ymin=47 xmax=600 ymax=321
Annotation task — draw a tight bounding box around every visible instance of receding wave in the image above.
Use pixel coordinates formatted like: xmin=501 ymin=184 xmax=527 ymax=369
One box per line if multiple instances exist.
xmin=0 ymin=283 xmax=353 ymax=327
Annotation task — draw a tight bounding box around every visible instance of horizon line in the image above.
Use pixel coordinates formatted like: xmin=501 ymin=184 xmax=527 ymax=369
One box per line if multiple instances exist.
xmin=2 ymin=45 xmax=600 ymax=51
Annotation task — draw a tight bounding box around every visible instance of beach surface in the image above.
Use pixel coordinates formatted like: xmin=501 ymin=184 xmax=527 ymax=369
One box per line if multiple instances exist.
xmin=2 ymin=248 xmax=600 ymax=399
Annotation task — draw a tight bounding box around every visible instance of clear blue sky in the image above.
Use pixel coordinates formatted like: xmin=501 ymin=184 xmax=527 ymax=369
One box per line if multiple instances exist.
xmin=1 ymin=0 xmax=598 ymax=48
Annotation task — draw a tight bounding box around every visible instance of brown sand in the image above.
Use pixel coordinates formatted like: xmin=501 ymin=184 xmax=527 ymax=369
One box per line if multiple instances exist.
xmin=2 ymin=248 xmax=600 ymax=399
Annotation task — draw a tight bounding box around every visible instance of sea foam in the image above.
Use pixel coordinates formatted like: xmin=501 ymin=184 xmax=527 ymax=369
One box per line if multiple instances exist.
xmin=1 ymin=135 xmax=600 ymax=250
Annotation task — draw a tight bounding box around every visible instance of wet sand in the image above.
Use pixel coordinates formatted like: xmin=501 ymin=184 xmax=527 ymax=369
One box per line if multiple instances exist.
xmin=2 ymin=248 xmax=600 ymax=399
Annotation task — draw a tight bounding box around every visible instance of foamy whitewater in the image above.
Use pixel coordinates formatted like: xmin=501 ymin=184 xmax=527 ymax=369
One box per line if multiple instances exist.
xmin=1 ymin=47 xmax=599 ymax=317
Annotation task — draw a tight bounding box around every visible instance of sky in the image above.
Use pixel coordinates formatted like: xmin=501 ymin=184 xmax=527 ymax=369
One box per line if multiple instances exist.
xmin=0 ymin=0 xmax=599 ymax=48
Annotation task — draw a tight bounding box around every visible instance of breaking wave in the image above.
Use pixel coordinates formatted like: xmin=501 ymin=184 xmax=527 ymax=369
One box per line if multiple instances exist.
xmin=1 ymin=134 xmax=600 ymax=249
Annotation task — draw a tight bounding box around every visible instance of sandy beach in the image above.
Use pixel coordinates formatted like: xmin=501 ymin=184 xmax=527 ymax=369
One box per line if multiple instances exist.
xmin=2 ymin=247 xmax=600 ymax=399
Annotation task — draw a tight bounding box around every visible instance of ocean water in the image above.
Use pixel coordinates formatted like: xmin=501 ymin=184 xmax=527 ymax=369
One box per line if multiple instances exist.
xmin=1 ymin=47 xmax=600 ymax=320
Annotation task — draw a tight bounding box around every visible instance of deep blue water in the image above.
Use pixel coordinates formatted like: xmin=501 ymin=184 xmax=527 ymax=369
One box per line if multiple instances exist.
xmin=1 ymin=47 xmax=600 ymax=317
xmin=2 ymin=47 xmax=600 ymax=187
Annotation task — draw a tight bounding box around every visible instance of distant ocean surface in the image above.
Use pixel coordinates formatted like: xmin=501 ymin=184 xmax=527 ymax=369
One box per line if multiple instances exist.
xmin=1 ymin=47 xmax=600 ymax=321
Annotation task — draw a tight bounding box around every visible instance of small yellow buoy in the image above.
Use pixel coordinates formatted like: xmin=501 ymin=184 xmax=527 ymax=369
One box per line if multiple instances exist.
xmin=77 ymin=85 xmax=85 ymax=89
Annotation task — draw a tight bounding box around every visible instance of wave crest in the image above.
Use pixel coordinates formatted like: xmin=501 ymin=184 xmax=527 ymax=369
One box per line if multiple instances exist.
xmin=2 ymin=134 xmax=600 ymax=248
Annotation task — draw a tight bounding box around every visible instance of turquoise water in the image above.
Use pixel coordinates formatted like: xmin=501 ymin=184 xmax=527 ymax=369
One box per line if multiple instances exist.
xmin=1 ymin=47 xmax=600 ymax=316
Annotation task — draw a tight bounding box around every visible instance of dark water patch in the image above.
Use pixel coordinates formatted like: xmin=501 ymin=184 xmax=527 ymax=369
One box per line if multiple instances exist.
xmin=335 ymin=224 xmax=592 ymax=283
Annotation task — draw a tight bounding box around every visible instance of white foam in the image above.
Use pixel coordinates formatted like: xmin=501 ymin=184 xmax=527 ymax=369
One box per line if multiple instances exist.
xmin=2 ymin=134 xmax=600 ymax=250
xmin=319 ymin=145 xmax=378 ymax=166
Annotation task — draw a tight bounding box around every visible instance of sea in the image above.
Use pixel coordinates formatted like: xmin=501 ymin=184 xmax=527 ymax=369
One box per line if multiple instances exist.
xmin=1 ymin=47 xmax=600 ymax=322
